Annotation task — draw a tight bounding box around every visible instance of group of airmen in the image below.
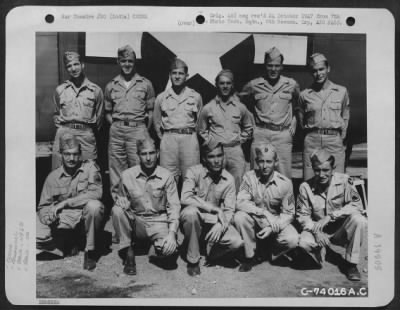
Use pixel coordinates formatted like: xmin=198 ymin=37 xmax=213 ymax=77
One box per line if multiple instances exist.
xmin=36 ymin=44 xmax=367 ymax=282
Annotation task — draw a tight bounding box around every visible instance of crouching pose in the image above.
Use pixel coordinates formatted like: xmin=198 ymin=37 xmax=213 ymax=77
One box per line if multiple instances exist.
xmin=234 ymin=143 xmax=299 ymax=271
xmin=180 ymin=141 xmax=244 ymax=276
xmin=296 ymin=149 xmax=367 ymax=281
xmin=111 ymin=137 xmax=181 ymax=275
xmin=36 ymin=133 xmax=104 ymax=271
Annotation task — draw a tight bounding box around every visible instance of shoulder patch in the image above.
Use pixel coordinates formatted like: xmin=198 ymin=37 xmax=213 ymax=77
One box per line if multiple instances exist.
xmin=348 ymin=177 xmax=354 ymax=185
xmin=351 ymin=188 xmax=361 ymax=202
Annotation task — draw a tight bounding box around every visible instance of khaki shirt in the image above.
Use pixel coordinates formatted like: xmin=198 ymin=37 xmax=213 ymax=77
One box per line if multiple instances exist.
xmin=38 ymin=160 xmax=103 ymax=228
xmin=54 ymin=78 xmax=104 ymax=129
xmin=104 ymin=74 xmax=155 ymax=122
xmin=298 ymin=80 xmax=350 ymax=138
xmin=117 ymin=165 xmax=181 ymax=233
xmin=240 ymin=75 xmax=300 ymax=127
xmin=237 ymin=170 xmax=295 ymax=229
xmin=153 ymin=86 xmax=203 ymax=138
xmin=296 ymin=172 xmax=363 ymax=231
xmin=197 ymin=94 xmax=254 ymax=146
xmin=181 ymin=164 xmax=236 ymax=224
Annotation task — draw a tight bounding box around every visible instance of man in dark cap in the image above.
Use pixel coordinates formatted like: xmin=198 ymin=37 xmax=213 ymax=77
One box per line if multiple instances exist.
xmin=111 ymin=137 xmax=181 ymax=275
xmin=198 ymin=69 xmax=254 ymax=191
xmin=36 ymin=133 xmax=104 ymax=270
xmin=298 ymin=53 xmax=350 ymax=180
xmin=180 ymin=140 xmax=243 ymax=276
xmin=296 ymin=149 xmax=367 ymax=281
xmin=240 ymin=47 xmax=300 ymax=179
xmin=234 ymin=143 xmax=298 ymax=271
xmin=153 ymin=58 xmax=203 ymax=187
xmin=105 ymin=45 xmax=156 ymax=200
xmin=52 ymin=51 xmax=104 ymax=170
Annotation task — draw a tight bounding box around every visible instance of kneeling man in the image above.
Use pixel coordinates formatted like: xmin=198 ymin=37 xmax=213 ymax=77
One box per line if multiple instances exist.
xmin=296 ymin=149 xmax=367 ymax=281
xmin=36 ymin=133 xmax=104 ymax=271
xmin=111 ymin=137 xmax=180 ymax=275
xmin=234 ymin=143 xmax=299 ymax=271
xmin=180 ymin=141 xmax=243 ymax=276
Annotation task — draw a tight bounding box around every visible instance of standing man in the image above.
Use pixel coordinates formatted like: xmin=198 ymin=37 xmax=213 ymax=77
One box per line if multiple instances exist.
xmin=298 ymin=53 xmax=350 ymax=180
xmin=111 ymin=138 xmax=181 ymax=275
xmin=198 ymin=69 xmax=254 ymax=191
xmin=240 ymin=47 xmax=299 ymax=178
xmin=37 ymin=133 xmax=104 ymax=271
xmin=180 ymin=141 xmax=243 ymax=276
xmin=105 ymin=45 xmax=155 ymax=199
xmin=153 ymin=58 xmax=203 ymax=187
xmin=296 ymin=149 xmax=367 ymax=281
xmin=52 ymin=51 xmax=104 ymax=169
xmin=234 ymin=144 xmax=298 ymax=272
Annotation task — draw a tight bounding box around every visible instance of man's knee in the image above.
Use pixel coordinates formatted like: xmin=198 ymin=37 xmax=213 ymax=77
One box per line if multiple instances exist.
xmin=349 ymin=213 xmax=367 ymax=228
xmin=298 ymin=232 xmax=317 ymax=252
xmin=228 ymin=232 xmax=244 ymax=250
xmin=85 ymin=200 xmax=104 ymax=216
xmin=180 ymin=206 xmax=200 ymax=223
xmin=277 ymin=232 xmax=299 ymax=249
xmin=233 ymin=211 xmax=252 ymax=228
xmin=111 ymin=205 xmax=126 ymax=220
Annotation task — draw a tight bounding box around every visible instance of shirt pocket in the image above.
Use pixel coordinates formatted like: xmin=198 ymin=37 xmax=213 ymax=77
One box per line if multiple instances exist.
xmin=328 ymin=100 xmax=342 ymax=124
xmin=184 ymin=99 xmax=198 ymax=113
xmin=53 ymin=187 xmax=69 ymax=202
xmin=278 ymin=91 xmax=292 ymax=102
xmin=132 ymin=87 xmax=147 ymax=100
xmin=231 ymin=114 xmax=241 ymax=124
xmin=77 ymin=179 xmax=89 ymax=192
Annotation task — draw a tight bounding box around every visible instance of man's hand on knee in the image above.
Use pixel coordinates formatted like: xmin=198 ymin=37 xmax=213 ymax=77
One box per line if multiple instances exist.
xmin=161 ymin=231 xmax=177 ymax=256
xmin=115 ymin=196 xmax=130 ymax=210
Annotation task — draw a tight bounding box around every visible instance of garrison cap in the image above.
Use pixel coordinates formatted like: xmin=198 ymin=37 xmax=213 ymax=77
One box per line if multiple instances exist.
xmin=118 ymin=45 xmax=136 ymax=59
xmin=264 ymin=47 xmax=283 ymax=63
xmin=59 ymin=133 xmax=80 ymax=152
xmin=309 ymin=53 xmax=328 ymax=67
xmin=202 ymin=139 xmax=223 ymax=155
xmin=170 ymin=58 xmax=188 ymax=72
xmin=215 ymin=69 xmax=234 ymax=84
xmin=310 ymin=149 xmax=333 ymax=166
xmin=136 ymin=137 xmax=157 ymax=153
xmin=63 ymin=51 xmax=81 ymax=65
xmin=254 ymin=143 xmax=277 ymax=160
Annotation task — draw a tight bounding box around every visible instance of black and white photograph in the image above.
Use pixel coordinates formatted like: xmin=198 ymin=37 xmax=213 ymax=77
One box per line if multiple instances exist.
xmin=5 ymin=6 xmax=395 ymax=306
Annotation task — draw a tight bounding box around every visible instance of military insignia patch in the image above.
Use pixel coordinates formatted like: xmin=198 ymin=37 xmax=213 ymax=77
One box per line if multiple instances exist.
xmin=348 ymin=177 xmax=354 ymax=185
xmin=351 ymin=189 xmax=361 ymax=202
xmin=94 ymin=172 xmax=102 ymax=183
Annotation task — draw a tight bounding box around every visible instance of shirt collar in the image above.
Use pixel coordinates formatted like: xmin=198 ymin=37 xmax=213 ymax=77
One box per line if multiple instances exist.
xmin=215 ymin=94 xmax=238 ymax=106
xmin=203 ymin=166 xmax=228 ymax=183
xmin=256 ymin=170 xmax=278 ymax=186
xmin=166 ymin=86 xmax=189 ymax=100
xmin=58 ymin=162 xmax=84 ymax=178
xmin=66 ymin=77 xmax=93 ymax=91
xmin=114 ymin=73 xmax=142 ymax=86
xmin=136 ymin=166 xmax=162 ymax=180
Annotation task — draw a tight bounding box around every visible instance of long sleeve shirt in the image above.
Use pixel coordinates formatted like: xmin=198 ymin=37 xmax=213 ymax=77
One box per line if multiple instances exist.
xmin=296 ymin=172 xmax=363 ymax=231
xmin=104 ymin=74 xmax=155 ymax=122
xmin=54 ymin=78 xmax=104 ymax=130
xmin=298 ymin=80 xmax=350 ymax=139
xmin=240 ymin=75 xmax=300 ymax=128
xmin=117 ymin=165 xmax=181 ymax=233
xmin=236 ymin=170 xmax=295 ymax=230
xmin=153 ymin=86 xmax=203 ymax=139
xmin=181 ymin=164 xmax=236 ymax=224
xmin=197 ymin=94 xmax=254 ymax=147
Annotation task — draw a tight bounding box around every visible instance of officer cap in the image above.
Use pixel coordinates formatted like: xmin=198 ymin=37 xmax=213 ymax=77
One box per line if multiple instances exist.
xmin=136 ymin=137 xmax=156 ymax=153
xmin=117 ymin=45 xmax=136 ymax=60
xmin=215 ymin=69 xmax=234 ymax=84
xmin=254 ymin=143 xmax=278 ymax=161
xmin=202 ymin=139 xmax=223 ymax=155
xmin=59 ymin=133 xmax=81 ymax=152
xmin=310 ymin=149 xmax=333 ymax=166
xmin=309 ymin=53 xmax=328 ymax=67
xmin=63 ymin=51 xmax=81 ymax=65
xmin=170 ymin=58 xmax=188 ymax=73
xmin=264 ymin=47 xmax=283 ymax=63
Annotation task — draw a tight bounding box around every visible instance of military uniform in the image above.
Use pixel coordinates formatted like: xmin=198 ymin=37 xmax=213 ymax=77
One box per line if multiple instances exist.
xmin=299 ymin=81 xmax=350 ymax=180
xmin=198 ymin=94 xmax=254 ymax=191
xmin=180 ymin=164 xmax=243 ymax=264
xmin=296 ymin=172 xmax=366 ymax=265
xmin=52 ymin=78 xmax=104 ymax=169
xmin=153 ymin=86 xmax=203 ymax=184
xmin=105 ymin=74 xmax=155 ymax=198
xmin=234 ymin=170 xmax=298 ymax=260
xmin=241 ymin=75 xmax=299 ymax=178
xmin=36 ymin=160 xmax=104 ymax=254
xmin=111 ymin=165 xmax=181 ymax=254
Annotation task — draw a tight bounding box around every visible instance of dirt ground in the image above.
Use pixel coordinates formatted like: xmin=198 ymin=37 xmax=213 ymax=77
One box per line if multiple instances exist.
xmin=36 ymin=233 xmax=368 ymax=299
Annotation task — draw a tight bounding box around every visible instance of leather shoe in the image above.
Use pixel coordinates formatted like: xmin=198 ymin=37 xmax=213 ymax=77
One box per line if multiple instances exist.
xmin=345 ymin=263 xmax=361 ymax=281
xmin=83 ymin=251 xmax=96 ymax=271
xmin=187 ymin=262 xmax=200 ymax=276
xmin=123 ymin=246 xmax=137 ymax=275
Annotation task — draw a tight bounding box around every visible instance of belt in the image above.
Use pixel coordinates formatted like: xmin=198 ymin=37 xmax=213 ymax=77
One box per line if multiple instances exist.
xmin=63 ymin=123 xmax=90 ymax=130
xmin=256 ymin=122 xmax=288 ymax=131
xmin=113 ymin=120 xmax=145 ymax=127
xmin=164 ymin=128 xmax=195 ymax=135
xmin=138 ymin=211 xmax=166 ymax=218
xmin=309 ymin=128 xmax=341 ymax=135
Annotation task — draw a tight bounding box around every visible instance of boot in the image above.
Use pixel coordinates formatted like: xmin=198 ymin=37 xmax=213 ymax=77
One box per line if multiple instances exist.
xmin=123 ymin=246 xmax=137 ymax=275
